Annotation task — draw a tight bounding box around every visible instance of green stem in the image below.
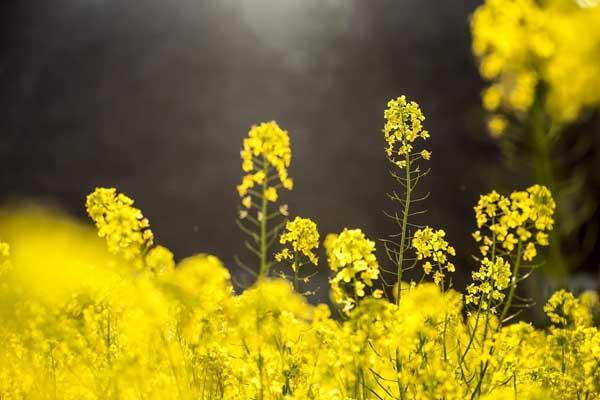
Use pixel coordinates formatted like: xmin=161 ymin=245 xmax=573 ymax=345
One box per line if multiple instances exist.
xmin=293 ymin=254 xmax=299 ymax=292
xmin=470 ymin=361 xmax=489 ymax=400
xmin=531 ymin=103 xmax=554 ymax=190
xmin=499 ymin=241 xmax=523 ymax=323
xmin=395 ymin=347 xmax=405 ymax=400
xmin=396 ymin=149 xmax=412 ymax=306
xmin=460 ymin=301 xmax=483 ymax=365
xmin=259 ymin=158 xmax=269 ymax=277
xmin=530 ymin=102 xmax=567 ymax=279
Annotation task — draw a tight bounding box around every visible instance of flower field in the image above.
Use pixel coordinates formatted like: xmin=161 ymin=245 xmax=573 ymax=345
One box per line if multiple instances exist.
xmin=1 ymin=0 xmax=600 ymax=399
xmin=0 ymin=93 xmax=598 ymax=400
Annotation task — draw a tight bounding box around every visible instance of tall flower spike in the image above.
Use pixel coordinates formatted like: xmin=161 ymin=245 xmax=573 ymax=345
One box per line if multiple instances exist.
xmin=236 ymin=121 xmax=293 ymax=277
xmin=382 ymin=96 xmax=432 ymax=305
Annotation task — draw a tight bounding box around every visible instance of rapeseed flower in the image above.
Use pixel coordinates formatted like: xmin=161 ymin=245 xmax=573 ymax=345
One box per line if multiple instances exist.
xmin=327 ymin=228 xmax=381 ymax=313
xmin=86 ymin=187 xmax=154 ymax=263
xmin=0 ymin=99 xmax=597 ymax=400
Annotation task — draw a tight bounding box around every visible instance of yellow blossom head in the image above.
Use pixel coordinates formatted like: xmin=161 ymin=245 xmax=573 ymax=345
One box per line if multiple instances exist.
xmin=412 ymin=227 xmax=456 ymax=287
xmin=144 ymin=245 xmax=175 ymax=277
xmin=472 ymin=0 xmax=600 ymax=122
xmin=275 ymin=216 xmax=320 ymax=269
xmin=383 ymin=96 xmax=430 ymax=167
xmin=473 ymin=185 xmax=555 ymax=261
xmin=466 ymin=256 xmax=512 ymax=311
xmin=86 ymin=187 xmax=154 ymax=262
xmin=327 ymin=228 xmax=380 ymax=313
xmin=237 ymin=121 xmax=293 ymax=203
xmin=544 ymin=289 xmax=578 ymax=327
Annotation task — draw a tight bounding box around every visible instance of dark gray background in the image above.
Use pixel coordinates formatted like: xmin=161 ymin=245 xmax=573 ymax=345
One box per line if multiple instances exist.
xmin=1 ymin=0 xmax=526 ymax=290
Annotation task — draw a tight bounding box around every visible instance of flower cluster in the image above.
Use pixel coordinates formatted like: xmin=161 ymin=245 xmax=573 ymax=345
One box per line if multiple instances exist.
xmin=326 ymin=229 xmax=382 ymax=314
xmin=0 ymin=178 xmax=598 ymax=400
xmin=543 ymin=289 xmax=587 ymax=327
xmin=411 ymin=227 xmax=456 ymax=286
xmin=0 ymin=240 xmax=10 ymax=277
xmin=465 ymin=256 xmax=512 ymax=311
xmin=383 ymin=95 xmax=430 ymax=167
xmin=237 ymin=121 xmax=293 ymax=205
xmin=236 ymin=122 xmax=294 ymax=277
xmin=471 ymin=0 xmax=600 ymax=134
xmin=144 ymin=245 xmax=175 ymax=277
xmin=1 ymin=98 xmax=598 ymax=400
xmin=275 ymin=216 xmax=319 ymax=270
xmin=473 ymin=184 xmax=555 ymax=261
xmin=85 ymin=187 xmax=154 ymax=262
xmin=382 ymin=95 xmax=433 ymax=304
xmin=541 ymin=290 xmax=600 ymax=398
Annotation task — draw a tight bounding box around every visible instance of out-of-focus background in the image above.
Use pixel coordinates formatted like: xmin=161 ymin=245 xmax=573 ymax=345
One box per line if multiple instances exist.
xmin=0 ymin=0 xmax=598 ymax=294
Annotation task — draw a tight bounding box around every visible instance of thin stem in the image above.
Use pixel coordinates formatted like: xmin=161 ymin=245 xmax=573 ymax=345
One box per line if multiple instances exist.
xmin=395 ymin=148 xmax=412 ymax=306
xmin=259 ymin=158 xmax=269 ymax=276
xmin=530 ymin=101 xmax=567 ymax=279
xmin=460 ymin=301 xmax=483 ymax=364
xmin=293 ymin=253 xmax=299 ymax=292
xmin=499 ymin=241 xmax=523 ymax=323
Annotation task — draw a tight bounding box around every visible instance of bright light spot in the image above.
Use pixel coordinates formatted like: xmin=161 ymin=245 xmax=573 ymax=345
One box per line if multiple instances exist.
xmin=239 ymin=0 xmax=353 ymax=69
xmin=576 ymin=0 xmax=599 ymax=8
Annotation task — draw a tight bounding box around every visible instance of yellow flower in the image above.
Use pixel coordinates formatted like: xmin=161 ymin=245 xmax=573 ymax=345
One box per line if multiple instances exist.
xmin=473 ymin=185 xmax=554 ymax=266
xmin=502 ymin=233 xmax=518 ymax=252
xmin=86 ymin=187 xmax=154 ymax=262
xmin=242 ymin=196 xmax=252 ymax=209
xmin=383 ymin=96 xmax=429 ymax=163
xmin=145 ymin=245 xmax=175 ymax=276
xmin=466 ymin=256 xmax=512 ymax=311
xmin=327 ymin=228 xmax=380 ymax=313
xmin=238 ymin=121 xmax=292 ymax=197
xmin=0 ymin=240 xmax=10 ymax=276
xmin=482 ymin=84 xmax=503 ymax=111
xmin=0 ymin=241 xmax=9 ymax=258
xmin=536 ymin=231 xmax=549 ymax=246
xmin=265 ymin=187 xmax=278 ymax=202
xmin=275 ymin=247 xmax=291 ymax=262
xmin=447 ymin=262 xmax=456 ymax=273
xmin=487 ymin=114 xmax=507 ymax=138
xmin=412 ymin=227 xmax=455 ymax=286
xmin=472 ymin=0 xmax=600 ymax=122
xmin=523 ymin=242 xmax=537 ymax=261
xmin=433 ymin=271 xmax=444 ymax=286
xmin=544 ymin=289 xmax=578 ymax=326
xmin=275 ymin=216 xmax=320 ymax=267
xmin=423 ymin=261 xmax=432 ymax=275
